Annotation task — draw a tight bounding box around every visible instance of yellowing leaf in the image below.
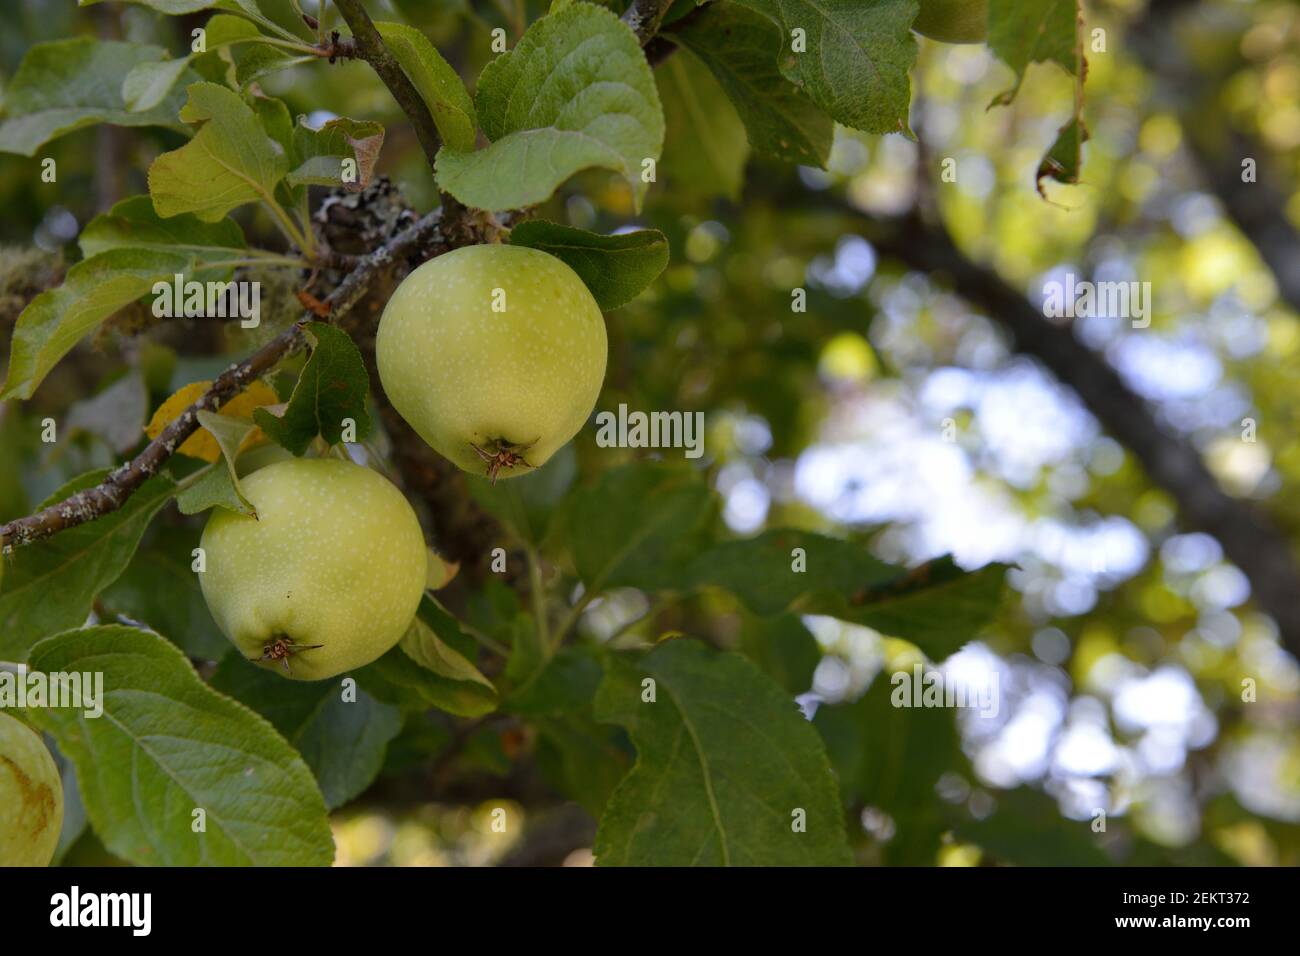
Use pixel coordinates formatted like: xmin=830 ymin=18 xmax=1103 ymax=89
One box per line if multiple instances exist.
xmin=145 ymin=379 xmax=279 ymax=462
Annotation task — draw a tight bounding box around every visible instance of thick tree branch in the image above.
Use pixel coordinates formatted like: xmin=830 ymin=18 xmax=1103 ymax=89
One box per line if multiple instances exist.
xmin=0 ymin=209 xmax=450 ymax=552
xmin=862 ymin=209 xmax=1300 ymax=656
xmin=1131 ymin=0 xmax=1300 ymax=315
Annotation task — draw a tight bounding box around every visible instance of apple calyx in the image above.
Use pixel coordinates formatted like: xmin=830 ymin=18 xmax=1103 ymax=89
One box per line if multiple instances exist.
xmin=254 ymin=635 xmax=325 ymax=675
xmin=470 ymin=438 xmax=535 ymax=483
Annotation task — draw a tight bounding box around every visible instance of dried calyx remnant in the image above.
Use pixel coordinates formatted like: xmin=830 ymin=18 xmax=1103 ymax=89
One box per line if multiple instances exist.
xmin=470 ymin=438 xmax=535 ymax=483
xmin=255 ymin=635 xmax=325 ymax=675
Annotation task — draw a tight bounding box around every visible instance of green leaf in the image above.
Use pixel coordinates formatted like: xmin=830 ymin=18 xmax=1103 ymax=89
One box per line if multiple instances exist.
xmin=123 ymin=57 xmax=194 ymax=113
xmin=373 ymin=21 xmax=477 ymax=152
xmin=668 ymin=3 xmax=833 ymax=166
xmin=148 ymin=82 xmax=288 ymax=222
xmin=508 ymin=221 xmax=669 ymax=310
xmin=0 ymin=471 xmax=177 ymax=661
xmin=1037 ymin=114 xmax=1089 ymax=195
xmin=177 ymin=462 xmax=250 ymax=517
xmin=504 ymin=645 xmax=603 ymax=716
xmin=534 ymin=714 xmax=631 ymax=815
xmin=954 ymin=787 xmax=1112 ymax=866
xmin=83 ymin=0 xmax=235 ymax=12
xmin=817 ymin=557 xmax=1009 ymax=660
xmin=657 ymin=48 xmax=750 ymax=202
xmin=0 ymin=39 xmax=190 ymax=156
xmin=435 ymin=2 xmax=664 ymax=212
xmin=396 ymin=600 xmax=499 ymax=717
xmin=681 ymin=528 xmax=899 ymax=616
xmin=99 ymin=525 xmax=229 ymax=660
xmin=737 ymin=613 xmax=820 ymax=695
xmin=469 ymin=444 xmax=577 ymax=546
xmin=79 ymin=195 xmax=248 ymax=264
xmin=287 ymin=116 xmax=385 ymax=192
xmin=987 ymin=0 xmax=1086 ymax=193
xmin=235 ymin=47 xmax=312 ymax=89
xmin=560 ymin=462 xmax=716 ymax=593
xmin=355 ymin=645 xmax=495 ymax=717
xmin=988 ymin=0 xmax=1079 ymax=100
xmin=210 ymin=653 xmax=402 ymax=809
xmin=729 ymin=0 xmax=918 ymax=136
xmin=502 ymin=645 xmax=628 ymax=815
xmin=192 ymin=410 xmax=259 ymax=514
xmin=26 ymin=625 xmax=335 ymax=865
xmin=593 ymin=639 xmax=853 ymax=866
xmin=253 ymin=323 xmax=372 ymax=455
xmin=813 ymin=673 xmax=963 ymax=864
xmin=681 ymin=531 xmax=1009 ymax=660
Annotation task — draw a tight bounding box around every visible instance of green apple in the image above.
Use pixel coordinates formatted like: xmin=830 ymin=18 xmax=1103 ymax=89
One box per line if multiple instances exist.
xmin=0 ymin=711 xmax=63 ymax=867
xmin=199 ymin=458 xmax=427 ymax=680
xmin=376 ymin=244 xmax=607 ymax=481
xmin=914 ymin=0 xmax=987 ymax=44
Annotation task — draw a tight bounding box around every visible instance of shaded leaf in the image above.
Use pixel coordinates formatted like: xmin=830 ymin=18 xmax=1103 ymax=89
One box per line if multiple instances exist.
xmin=987 ymin=0 xmax=1079 ymax=101
xmin=814 ymin=673 xmax=964 ymax=864
xmin=189 ymin=410 xmax=260 ymax=514
xmin=1 ymin=249 xmax=189 ymax=401
xmin=656 ymin=48 xmax=750 ymax=202
xmin=681 ymin=528 xmax=899 ymax=616
xmin=210 ymin=653 xmax=402 ymax=809
xmin=176 ymin=462 xmax=250 ymax=517
xmin=669 ymin=3 xmax=833 ymax=166
xmin=469 ymin=444 xmax=576 ymax=547
xmin=681 ymin=531 xmax=1009 ymax=660
xmin=737 ymin=613 xmax=820 ymax=695
xmin=254 ymin=323 xmax=372 ymax=455
xmin=729 ymin=0 xmax=918 ymax=135
xmin=508 ymin=221 xmax=668 ymax=310
xmin=0 ymin=470 xmax=177 ymax=661
xmin=953 ymin=786 xmax=1112 ymax=866
xmin=560 ymin=462 xmax=716 ymax=593
xmin=1037 ymin=115 xmax=1089 ymax=194
xmin=594 ymin=639 xmax=853 ymax=866
xmin=395 ymin=599 xmax=498 ymax=718
xmin=99 ymin=525 xmax=228 ymax=659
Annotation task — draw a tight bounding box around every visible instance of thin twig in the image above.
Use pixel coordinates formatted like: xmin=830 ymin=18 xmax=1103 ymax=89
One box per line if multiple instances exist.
xmin=0 ymin=210 xmax=448 ymax=552
xmin=332 ymin=0 xmax=444 ymax=175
